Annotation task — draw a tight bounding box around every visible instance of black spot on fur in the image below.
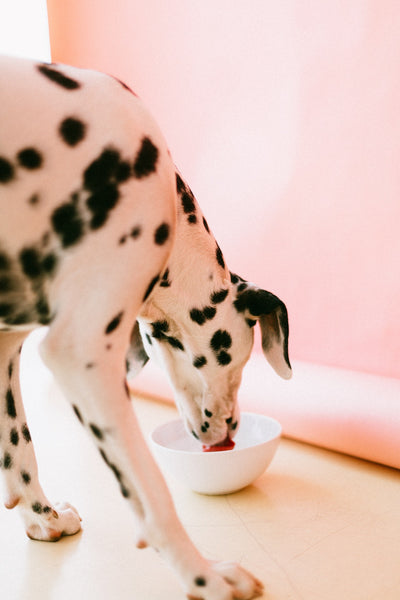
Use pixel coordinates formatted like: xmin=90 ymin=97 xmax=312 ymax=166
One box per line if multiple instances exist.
xmin=210 ymin=289 xmax=229 ymax=304
xmin=99 ymin=448 xmax=111 ymax=467
xmin=28 ymin=194 xmax=40 ymax=205
xmin=210 ymin=330 xmax=232 ymax=367
xmin=0 ymin=310 xmax=26 ymax=325
xmin=21 ymin=471 xmax=31 ymax=485
xmin=10 ymin=428 xmax=18 ymax=446
xmin=216 ymin=244 xmax=225 ymax=270
xmin=116 ymin=161 xmax=132 ymax=183
xmin=246 ymin=318 xmax=257 ymax=328
xmin=195 ymin=576 xmax=207 ymax=587
xmin=17 ymin=148 xmax=43 ymax=169
xmin=83 ymin=147 xmax=129 ymax=228
xmin=181 ymin=191 xmax=196 ymax=214
xmin=166 ymin=336 xmax=184 ymax=351
xmin=203 ymin=306 xmax=216 ymax=320
xmin=72 ymin=404 xmax=84 ymax=424
xmin=8 ymin=360 xmax=13 ymax=379
xmin=203 ymin=217 xmax=210 ymax=233
xmin=59 ymin=117 xmax=86 ymax=146
xmin=105 ymin=311 xmax=124 ymax=335
xmin=0 ymin=275 xmax=15 ymax=292
xmin=176 ymin=172 xmax=186 ymax=193
xmin=36 ymin=296 xmax=51 ymax=323
xmin=121 ymin=485 xmax=130 ymax=498
xmin=230 ymin=272 xmax=240 ymax=284
xmin=145 ymin=334 xmax=152 ymax=345
xmin=37 ymin=64 xmax=81 ymax=90
xmin=191 ymin=430 xmax=199 ymax=440
xmin=131 ymin=225 xmax=142 ymax=239
xmin=210 ymin=330 xmax=232 ymax=352
xmin=160 ymin=268 xmax=171 ymax=287
xmin=87 ymin=184 xmax=119 ymax=229
xmin=216 ymin=350 xmax=232 ymax=365
xmin=89 ymin=423 xmax=104 ymax=440
xmin=22 ymin=424 xmax=31 ymax=443
xmin=188 ymin=214 xmax=197 ymax=224
xmin=42 ymin=253 xmax=58 ymax=276
xmin=143 ymin=274 xmax=159 ymax=301
xmin=190 ymin=306 xmax=216 ymax=325
xmin=231 ymin=420 xmax=238 ymax=430
xmin=2 ymin=453 xmax=12 ymax=469
xmin=6 ymin=388 xmax=16 ymax=418
xmin=154 ymin=223 xmax=170 ymax=245
xmin=204 ymin=409 xmax=213 ymax=418
xmin=84 ymin=148 xmax=120 ymax=191
xmin=226 ymin=417 xmax=233 ymax=424
xmin=99 ymin=449 xmax=129 ymax=498
xmin=109 ymin=462 xmax=122 ymax=482
xmin=0 ymin=252 xmax=11 ymax=269
xmin=51 ymin=201 xmax=84 ymax=247
xmin=32 ymin=502 xmax=43 ymax=514
xmin=0 ymin=157 xmax=14 ymax=183
xmin=193 ymin=356 xmax=207 ymax=368
xmin=150 ymin=321 xmax=183 ymax=351
xmin=151 ymin=320 xmax=169 ymax=338
xmin=190 ymin=309 xmax=205 ymax=325
xmin=19 ymin=247 xmax=42 ymax=278
xmin=133 ymin=137 xmax=158 ymax=178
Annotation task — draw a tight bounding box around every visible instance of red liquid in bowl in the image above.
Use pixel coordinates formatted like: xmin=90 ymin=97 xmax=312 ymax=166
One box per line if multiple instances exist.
xmin=202 ymin=437 xmax=235 ymax=452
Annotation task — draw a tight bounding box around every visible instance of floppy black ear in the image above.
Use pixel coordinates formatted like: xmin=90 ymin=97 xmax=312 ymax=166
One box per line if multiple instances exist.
xmin=126 ymin=321 xmax=149 ymax=377
xmin=233 ymin=280 xmax=292 ymax=380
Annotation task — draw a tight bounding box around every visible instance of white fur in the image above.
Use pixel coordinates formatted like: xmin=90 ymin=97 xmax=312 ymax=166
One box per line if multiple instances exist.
xmin=0 ymin=55 xmax=291 ymax=599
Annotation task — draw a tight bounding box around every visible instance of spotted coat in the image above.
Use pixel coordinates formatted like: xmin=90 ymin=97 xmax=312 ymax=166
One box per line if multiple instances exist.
xmin=0 ymin=55 xmax=291 ymax=600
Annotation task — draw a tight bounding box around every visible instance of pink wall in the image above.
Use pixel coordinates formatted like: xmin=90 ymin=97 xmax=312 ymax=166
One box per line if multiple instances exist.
xmin=47 ymin=1 xmax=400 ymax=378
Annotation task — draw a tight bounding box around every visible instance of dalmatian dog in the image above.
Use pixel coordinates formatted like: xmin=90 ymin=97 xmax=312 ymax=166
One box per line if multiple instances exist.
xmin=0 ymin=55 xmax=291 ymax=599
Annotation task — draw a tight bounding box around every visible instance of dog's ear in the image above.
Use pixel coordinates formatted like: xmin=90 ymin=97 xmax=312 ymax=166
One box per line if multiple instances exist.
xmin=126 ymin=320 xmax=149 ymax=377
xmin=232 ymin=275 xmax=292 ymax=380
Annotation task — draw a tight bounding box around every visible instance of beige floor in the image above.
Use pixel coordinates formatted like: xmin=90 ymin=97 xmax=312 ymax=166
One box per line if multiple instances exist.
xmin=1 ymin=332 xmax=400 ymax=600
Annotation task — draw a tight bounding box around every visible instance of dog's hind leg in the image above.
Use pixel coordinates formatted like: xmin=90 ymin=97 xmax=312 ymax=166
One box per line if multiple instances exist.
xmin=0 ymin=330 xmax=81 ymax=540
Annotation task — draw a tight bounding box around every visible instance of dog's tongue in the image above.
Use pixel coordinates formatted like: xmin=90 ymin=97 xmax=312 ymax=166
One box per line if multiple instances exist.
xmin=202 ymin=436 xmax=235 ymax=452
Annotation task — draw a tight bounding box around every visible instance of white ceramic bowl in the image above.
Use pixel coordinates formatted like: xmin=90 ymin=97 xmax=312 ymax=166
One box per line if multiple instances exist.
xmin=150 ymin=412 xmax=281 ymax=495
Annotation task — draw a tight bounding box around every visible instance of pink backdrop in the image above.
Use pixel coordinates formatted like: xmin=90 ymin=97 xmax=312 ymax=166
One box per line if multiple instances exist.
xmin=47 ymin=0 xmax=400 ymax=379
xmin=45 ymin=2 xmax=400 ymax=468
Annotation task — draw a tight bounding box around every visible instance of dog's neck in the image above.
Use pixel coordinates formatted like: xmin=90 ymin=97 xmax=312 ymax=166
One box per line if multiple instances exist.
xmin=141 ymin=177 xmax=231 ymax=320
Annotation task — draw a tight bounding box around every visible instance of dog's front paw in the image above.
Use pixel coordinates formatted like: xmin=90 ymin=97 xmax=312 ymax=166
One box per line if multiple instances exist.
xmin=25 ymin=501 xmax=82 ymax=542
xmin=188 ymin=561 xmax=263 ymax=600
xmin=213 ymin=562 xmax=264 ymax=599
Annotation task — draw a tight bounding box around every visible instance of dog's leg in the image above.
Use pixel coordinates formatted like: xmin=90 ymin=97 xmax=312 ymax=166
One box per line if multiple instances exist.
xmin=0 ymin=331 xmax=81 ymax=541
xmin=40 ymin=301 xmax=262 ymax=599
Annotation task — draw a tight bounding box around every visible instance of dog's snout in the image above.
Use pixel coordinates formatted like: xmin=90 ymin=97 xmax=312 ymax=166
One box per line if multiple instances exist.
xmin=187 ymin=409 xmax=239 ymax=447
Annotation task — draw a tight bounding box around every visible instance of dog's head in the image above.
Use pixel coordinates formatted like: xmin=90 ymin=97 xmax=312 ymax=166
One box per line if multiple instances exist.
xmin=129 ymin=272 xmax=291 ymax=448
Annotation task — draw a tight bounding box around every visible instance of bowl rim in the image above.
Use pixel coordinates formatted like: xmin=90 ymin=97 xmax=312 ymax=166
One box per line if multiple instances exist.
xmin=150 ymin=411 xmax=282 ymax=456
